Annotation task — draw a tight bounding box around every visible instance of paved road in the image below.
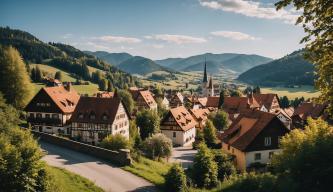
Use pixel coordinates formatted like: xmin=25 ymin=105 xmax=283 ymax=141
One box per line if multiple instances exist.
xmin=40 ymin=141 xmax=156 ymax=192
xmin=170 ymin=146 xmax=197 ymax=169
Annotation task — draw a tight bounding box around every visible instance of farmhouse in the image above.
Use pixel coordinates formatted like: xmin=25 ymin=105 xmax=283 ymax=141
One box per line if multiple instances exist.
xmin=25 ymin=84 xmax=80 ymax=135
xmin=189 ymin=108 xmax=210 ymax=129
xmin=130 ymin=89 xmax=157 ymax=111
xmin=160 ymin=106 xmax=197 ymax=146
xmin=168 ymin=92 xmax=184 ymax=108
xmin=253 ymin=93 xmax=280 ymax=112
xmin=221 ymin=110 xmax=290 ymax=171
xmin=292 ymin=102 xmax=328 ymax=128
xmin=71 ymin=96 xmax=130 ymax=145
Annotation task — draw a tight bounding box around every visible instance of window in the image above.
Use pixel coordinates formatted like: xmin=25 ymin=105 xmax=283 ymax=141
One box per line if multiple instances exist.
xmin=90 ymin=114 xmax=95 ymax=120
xmin=228 ymin=145 xmax=231 ymax=151
xmin=78 ymin=113 xmax=84 ymax=119
xmin=264 ymin=137 xmax=272 ymax=146
xmin=173 ymin=132 xmax=176 ymax=138
xmin=102 ymin=115 xmax=108 ymax=120
xmin=29 ymin=113 xmax=34 ymax=118
xmin=45 ymin=114 xmax=50 ymax=119
xmin=52 ymin=114 xmax=59 ymax=119
xmin=278 ymin=136 xmax=282 ymax=145
xmin=41 ymin=103 xmax=45 ymax=107
xmin=269 ymin=152 xmax=274 ymax=159
xmin=232 ymin=148 xmax=234 ymax=154
xmin=37 ymin=113 xmax=42 ymax=118
xmin=255 ymin=153 xmax=261 ymax=160
xmin=46 ymin=103 xmax=51 ymax=107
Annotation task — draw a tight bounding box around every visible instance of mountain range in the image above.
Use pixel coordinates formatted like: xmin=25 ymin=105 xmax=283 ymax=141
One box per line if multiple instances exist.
xmin=238 ymin=50 xmax=314 ymax=86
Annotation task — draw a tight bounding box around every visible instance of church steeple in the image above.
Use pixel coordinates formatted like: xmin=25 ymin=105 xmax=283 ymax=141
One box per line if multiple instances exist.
xmin=203 ymin=57 xmax=208 ymax=83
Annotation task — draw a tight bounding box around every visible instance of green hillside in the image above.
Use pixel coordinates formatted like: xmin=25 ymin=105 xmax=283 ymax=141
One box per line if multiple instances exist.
xmin=85 ymin=51 xmax=133 ymax=66
xmin=238 ymin=50 xmax=314 ymax=86
xmin=117 ymin=56 xmax=170 ymax=75
xmin=222 ymin=54 xmax=272 ymax=73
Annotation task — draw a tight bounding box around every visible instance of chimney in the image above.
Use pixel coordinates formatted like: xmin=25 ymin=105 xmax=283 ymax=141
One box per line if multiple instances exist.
xmin=65 ymin=82 xmax=72 ymax=92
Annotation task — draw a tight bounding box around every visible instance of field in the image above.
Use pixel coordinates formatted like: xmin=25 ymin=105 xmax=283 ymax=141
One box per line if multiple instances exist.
xmin=31 ymin=64 xmax=76 ymax=82
xmin=32 ymin=83 xmax=99 ymax=96
xmin=48 ymin=166 xmax=103 ymax=192
xmin=261 ymin=86 xmax=320 ymax=99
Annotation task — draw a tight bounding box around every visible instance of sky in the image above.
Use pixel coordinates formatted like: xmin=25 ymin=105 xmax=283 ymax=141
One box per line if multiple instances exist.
xmin=1 ymin=0 xmax=305 ymax=60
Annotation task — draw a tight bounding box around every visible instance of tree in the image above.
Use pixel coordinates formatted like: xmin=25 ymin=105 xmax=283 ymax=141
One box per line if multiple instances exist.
xmin=117 ymin=89 xmax=135 ymax=114
xmin=280 ymin=96 xmax=290 ymax=108
xmin=209 ymin=110 xmax=229 ymax=131
xmin=164 ymin=164 xmax=187 ymax=192
xmin=136 ymin=109 xmax=160 ymax=140
xmin=271 ymin=118 xmax=333 ymax=192
xmin=0 ymin=46 xmax=33 ymax=109
xmin=54 ymin=71 xmax=63 ymax=81
xmin=142 ymin=133 xmax=172 ymax=160
xmin=213 ymin=150 xmax=236 ymax=181
xmin=203 ymin=120 xmax=217 ymax=148
xmin=107 ymin=80 xmax=113 ymax=92
xmin=100 ymin=134 xmax=129 ymax=151
xmin=253 ymin=86 xmax=261 ymax=94
xmin=230 ymin=90 xmax=242 ymax=97
xmin=275 ymin=0 xmax=333 ymax=116
xmin=191 ymin=143 xmax=218 ymax=188
xmin=156 ymin=97 xmax=168 ymax=119
xmin=81 ymin=63 xmax=90 ymax=80
xmin=98 ymin=79 xmax=108 ymax=91
xmin=218 ymin=89 xmax=225 ymax=109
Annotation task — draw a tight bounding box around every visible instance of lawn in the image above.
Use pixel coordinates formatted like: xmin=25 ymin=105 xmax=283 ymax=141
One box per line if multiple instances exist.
xmin=47 ymin=166 xmax=103 ymax=192
xmin=32 ymin=82 xmax=99 ymax=96
xmin=261 ymin=86 xmax=320 ymax=99
xmin=31 ymin=64 xmax=76 ymax=82
xmin=123 ymin=157 xmax=172 ymax=187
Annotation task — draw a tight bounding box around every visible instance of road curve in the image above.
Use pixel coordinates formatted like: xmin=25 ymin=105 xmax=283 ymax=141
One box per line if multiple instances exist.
xmin=40 ymin=141 xmax=156 ymax=192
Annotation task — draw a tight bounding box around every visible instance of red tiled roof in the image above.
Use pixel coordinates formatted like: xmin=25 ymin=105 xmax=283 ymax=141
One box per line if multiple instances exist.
xmin=43 ymin=85 xmax=79 ymax=113
xmin=198 ymin=97 xmax=207 ymax=106
xmin=130 ymin=89 xmax=157 ymax=108
xmin=94 ymin=91 xmax=114 ymax=98
xmin=190 ymin=108 xmax=210 ymax=122
xmin=168 ymin=106 xmax=197 ymax=131
xmin=293 ymin=102 xmax=327 ymax=120
xmin=206 ymin=96 xmax=220 ymax=108
xmin=71 ymin=97 xmax=127 ymax=124
xmin=253 ymin=93 xmax=279 ymax=110
xmin=223 ymin=96 xmax=259 ymax=113
xmin=221 ymin=110 xmax=281 ymax=151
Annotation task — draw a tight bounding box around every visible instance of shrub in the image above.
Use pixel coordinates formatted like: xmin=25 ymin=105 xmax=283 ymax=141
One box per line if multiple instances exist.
xmin=136 ymin=109 xmax=160 ymax=140
xmin=100 ymin=134 xmax=129 ymax=151
xmin=142 ymin=133 xmax=172 ymax=160
xmin=213 ymin=150 xmax=236 ymax=181
xmin=164 ymin=164 xmax=187 ymax=192
xmin=203 ymin=120 xmax=217 ymax=148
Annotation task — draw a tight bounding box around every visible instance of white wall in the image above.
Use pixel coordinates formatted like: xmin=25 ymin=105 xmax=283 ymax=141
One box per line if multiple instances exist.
xmin=245 ymin=149 xmax=281 ymax=167
xmin=161 ymin=127 xmax=196 ymax=146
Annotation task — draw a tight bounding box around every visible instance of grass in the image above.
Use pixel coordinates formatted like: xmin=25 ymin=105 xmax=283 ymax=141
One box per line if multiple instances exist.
xmin=47 ymin=166 xmax=103 ymax=192
xmin=261 ymin=85 xmax=320 ymax=99
xmin=32 ymin=82 xmax=99 ymax=96
xmin=31 ymin=64 xmax=76 ymax=82
xmin=123 ymin=157 xmax=172 ymax=187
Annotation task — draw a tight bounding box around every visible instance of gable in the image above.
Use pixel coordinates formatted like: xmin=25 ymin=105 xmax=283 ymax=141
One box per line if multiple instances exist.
xmin=25 ymin=89 xmax=62 ymax=113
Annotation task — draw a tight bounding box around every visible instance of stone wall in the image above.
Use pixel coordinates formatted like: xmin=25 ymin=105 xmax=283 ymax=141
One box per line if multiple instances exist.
xmin=32 ymin=130 xmax=131 ymax=166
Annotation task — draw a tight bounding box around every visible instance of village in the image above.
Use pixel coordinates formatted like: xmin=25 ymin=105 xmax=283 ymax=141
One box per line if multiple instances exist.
xmin=24 ymin=62 xmax=329 ymax=173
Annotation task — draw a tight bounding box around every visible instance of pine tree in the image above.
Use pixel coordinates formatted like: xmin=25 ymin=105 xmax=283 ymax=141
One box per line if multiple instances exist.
xmin=203 ymin=120 xmax=217 ymax=148
xmin=107 ymin=80 xmax=113 ymax=92
xmin=35 ymin=65 xmax=43 ymax=82
xmin=54 ymin=71 xmax=63 ymax=81
xmin=164 ymin=164 xmax=187 ymax=192
xmin=0 ymin=45 xmax=33 ymax=109
xmin=218 ymin=89 xmax=225 ymax=108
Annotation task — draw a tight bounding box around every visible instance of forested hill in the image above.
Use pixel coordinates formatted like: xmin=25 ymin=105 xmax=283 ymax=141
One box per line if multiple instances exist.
xmin=0 ymin=27 xmax=140 ymax=89
xmin=238 ymin=50 xmax=315 ymax=86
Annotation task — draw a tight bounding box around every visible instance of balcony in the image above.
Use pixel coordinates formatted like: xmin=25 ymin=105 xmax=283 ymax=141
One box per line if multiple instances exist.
xmin=27 ymin=117 xmax=62 ymax=126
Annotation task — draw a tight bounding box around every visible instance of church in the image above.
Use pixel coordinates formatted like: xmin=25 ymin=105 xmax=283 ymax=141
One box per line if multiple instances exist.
xmin=201 ymin=61 xmax=216 ymax=97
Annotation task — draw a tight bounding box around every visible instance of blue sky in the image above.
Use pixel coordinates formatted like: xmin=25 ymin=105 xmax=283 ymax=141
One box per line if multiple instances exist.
xmin=1 ymin=0 xmax=304 ymax=59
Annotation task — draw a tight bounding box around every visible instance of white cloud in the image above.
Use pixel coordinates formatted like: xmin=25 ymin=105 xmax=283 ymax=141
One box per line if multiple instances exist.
xmin=147 ymin=34 xmax=207 ymax=44
xmin=211 ymin=30 xmax=259 ymax=40
xmin=94 ymin=35 xmax=141 ymax=43
xmin=152 ymin=44 xmax=164 ymax=49
xmin=62 ymin=33 xmax=73 ymax=39
xmin=199 ymin=0 xmax=299 ymax=24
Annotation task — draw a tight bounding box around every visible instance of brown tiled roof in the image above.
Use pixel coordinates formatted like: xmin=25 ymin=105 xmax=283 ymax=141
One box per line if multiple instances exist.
xmin=167 ymin=106 xmax=197 ymax=131
xmin=130 ymin=89 xmax=157 ymax=108
xmin=42 ymin=86 xmax=79 ymax=113
xmin=206 ymin=96 xmax=220 ymax=108
xmin=94 ymin=91 xmax=114 ymax=98
xmin=272 ymin=108 xmax=292 ymax=120
xmin=221 ymin=110 xmax=280 ymax=151
xmin=223 ymin=96 xmax=259 ymax=113
xmin=283 ymin=107 xmax=295 ymax=117
xmin=293 ymin=102 xmax=327 ymax=120
xmin=253 ymin=93 xmax=279 ymax=110
xmin=198 ymin=97 xmax=207 ymax=106
xmin=190 ymin=108 xmax=210 ymax=122
xmin=71 ymin=97 xmax=127 ymax=124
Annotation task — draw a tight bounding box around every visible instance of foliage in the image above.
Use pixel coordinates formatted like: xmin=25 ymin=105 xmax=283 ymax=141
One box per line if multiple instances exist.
xmin=142 ymin=133 xmax=172 ymax=160
xmin=117 ymin=89 xmax=135 ymax=114
xmin=203 ymin=120 xmax=217 ymax=148
xmin=100 ymin=134 xmax=129 ymax=151
xmin=164 ymin=164 xmax=187 ymax=192
xmin=253 ymin=85 xmax=261 ymax=94
xmin=156 ymin=97 xmax=168 ymax=119
xmin=271 ymin=118 xmax=333 ymax=192
xmin=279 ymin=96 xmax=290 ymax=108
xmin=191 ymin=143 xmax=218 ymax=188
xmin=290 ymin=96 xmax=304 ymax=108
xmin=0 ymin=45 xmax=33 ymax=109
xmin=229 ymin=90 xmax=242 ymax=97
xmin=275 ymin=0 xmax=333 ymax=116
xmin=209 ymin=110 xmax=229 ymax=131
xmin=222 ymin=172 xmax=277 ymax=192
xmin=54 ymin=71 xmax=63 ymax=81
xmin=218 ymin=90 xmax=225 ymax=108
xmin=212 ymin=150 xmax=236 ymax=181
xmin=98 ymin=78 xmax=107 ymax=91
xmin=136 ymin=109 xmax=160 ymax=140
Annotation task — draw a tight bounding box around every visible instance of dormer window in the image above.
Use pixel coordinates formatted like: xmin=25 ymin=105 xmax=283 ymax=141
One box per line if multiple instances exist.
xmin=90 ymin=114 xmax=96 ymax=120
xmin=264 ymin=137 xmax=271 ymax=146
xmin=78 ymin=113 xmax=84 ymax=119
xmin=102 ymin=114 xmax=108 ymax=120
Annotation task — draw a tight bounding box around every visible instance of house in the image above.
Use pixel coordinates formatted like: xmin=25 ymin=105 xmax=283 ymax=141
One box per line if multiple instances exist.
xmin=222 ymin=95 xmax=260 ymax=114
xmin=189 ymin=108 xmax=210 ymax=129
xmin=70 ymin=96 xmax=130 ymax=145
xmin=94 ymin=91 xmax=114 ymax=98
xmin=253 ymin=93 xmax=280 ymax=112
xmin=154 ymin=94 xmax=170 ymax=110
xmin=160 ymin=106 xmax=197 ymax=146
xmin=130 ymin=89 xmax=157 ymax=111
xmin=292 ymin=102 xmax=328 ymax=128
xmin=25 ymin=84 xmax=79 ymax=135
xmin=221 ymin=110 xmax=290 ymax=171
xmin=272 ymin=108 xmax=293 ymax=129
xmin=45 ymin=78 xmax=62 ymax=87
xmin=184 ymin=95 xmax=203 ymax=109
xmin=168 ymin=92 xmax=184 ymax=108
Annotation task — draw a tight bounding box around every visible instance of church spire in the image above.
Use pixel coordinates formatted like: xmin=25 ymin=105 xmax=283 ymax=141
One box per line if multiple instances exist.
xmin=203 ymin=57 xmax=208 ymax=83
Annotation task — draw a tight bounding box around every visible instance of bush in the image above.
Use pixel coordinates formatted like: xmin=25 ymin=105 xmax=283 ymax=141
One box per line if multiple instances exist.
xmin=203 ymin=120 xmax=217 ymax=148
xmin=223 ymin=172 xmax=277 ymax=192
xmin=209 ymin=110 xmax=229 ymax=131
xmin=213 ymin=150 xmax=236 ymax=181
xmin=100 ymin=134 xmax=129 ymax=151
xmin=136 ymin=109 xmax=160 ymax=140
xmin=142 ymin=133 xmax=172 ymax=160
xmin=164 ymin=164 xmax=187 ymax=192
xmin=191 ymin=143 xmax=218 ymax=188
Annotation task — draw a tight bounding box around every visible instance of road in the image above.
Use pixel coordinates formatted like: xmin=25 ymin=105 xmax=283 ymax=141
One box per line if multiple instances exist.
xmin=40 ymin=141 xmax=156 ymax=192
xmin=170 ymin=146 xmax=197 ymax=169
